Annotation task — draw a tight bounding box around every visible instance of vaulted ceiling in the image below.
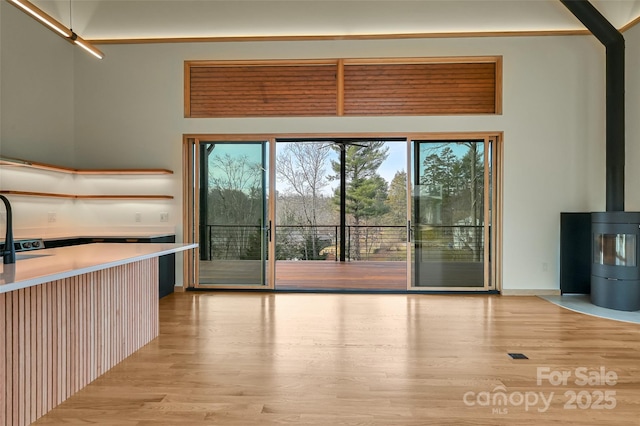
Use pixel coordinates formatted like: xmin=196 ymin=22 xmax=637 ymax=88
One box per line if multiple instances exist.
xmin=24 ymin=0 xmax=640 ymax=41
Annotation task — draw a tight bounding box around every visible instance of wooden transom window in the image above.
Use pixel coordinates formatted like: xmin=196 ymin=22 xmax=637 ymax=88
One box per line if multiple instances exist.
xmin=185 ymin=57 xmax=502 ymax=117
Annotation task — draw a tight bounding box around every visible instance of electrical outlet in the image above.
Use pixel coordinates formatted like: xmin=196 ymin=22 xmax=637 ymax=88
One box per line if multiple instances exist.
xmin=135 ymin=212 xmax=142 ymax=223
xmin=160 ymin=212 xmax=169 ymax=222
xmin=47 ymin=212 xmax=57 ymax=223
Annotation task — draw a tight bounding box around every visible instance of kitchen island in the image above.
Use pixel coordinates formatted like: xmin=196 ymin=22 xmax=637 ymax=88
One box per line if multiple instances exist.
xmin=0 ymin=243 xmax=197 ymax=426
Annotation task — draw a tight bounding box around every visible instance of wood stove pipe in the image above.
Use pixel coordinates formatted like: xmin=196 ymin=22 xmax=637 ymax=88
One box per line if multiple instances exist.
xmin=561 ymin=0 xmax=625 ymax=212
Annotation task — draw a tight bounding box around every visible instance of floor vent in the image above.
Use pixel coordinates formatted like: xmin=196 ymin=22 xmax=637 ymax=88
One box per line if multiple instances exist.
xmin=508 ymin=353 xmax=529 ymax=359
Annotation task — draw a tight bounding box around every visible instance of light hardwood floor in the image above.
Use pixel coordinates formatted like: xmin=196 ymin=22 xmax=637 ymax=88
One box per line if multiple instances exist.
xmin=34 ymin=293 xmax=640 ymax=425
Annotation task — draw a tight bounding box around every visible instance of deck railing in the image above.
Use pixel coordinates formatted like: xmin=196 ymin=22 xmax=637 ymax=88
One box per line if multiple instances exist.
xmin=203 ymin=224 xmax=484 ymax=262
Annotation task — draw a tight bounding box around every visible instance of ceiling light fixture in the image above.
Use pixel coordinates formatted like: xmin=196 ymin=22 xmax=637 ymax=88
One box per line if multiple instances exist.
xmin=7 ymin=0 xmax=104 ymax=59
xmin=70 ymin=32 xmax=104 ymax=59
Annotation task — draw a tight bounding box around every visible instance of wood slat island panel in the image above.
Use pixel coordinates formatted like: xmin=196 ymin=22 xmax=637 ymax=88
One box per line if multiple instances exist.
xmin=0 ymin=258 xmax=159 ymax=426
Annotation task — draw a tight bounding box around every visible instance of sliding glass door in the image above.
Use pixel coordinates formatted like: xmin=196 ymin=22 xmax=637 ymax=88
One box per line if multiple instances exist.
xmin=197 ymin=141 xmax=271 ymax=287
xmin=184 ymin=134 xmax=500 ymax=292
xmin=409 ymin=139 xmax=498 ymax=290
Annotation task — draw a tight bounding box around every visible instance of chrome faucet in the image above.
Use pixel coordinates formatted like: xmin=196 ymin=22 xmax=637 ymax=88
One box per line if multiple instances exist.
xmin=0 ymin=194 xmax=16 ymax=264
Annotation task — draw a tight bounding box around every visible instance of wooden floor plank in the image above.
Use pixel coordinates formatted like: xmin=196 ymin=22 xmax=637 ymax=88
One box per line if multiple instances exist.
xmin=34 ymin=293 xmax=640 ymax=425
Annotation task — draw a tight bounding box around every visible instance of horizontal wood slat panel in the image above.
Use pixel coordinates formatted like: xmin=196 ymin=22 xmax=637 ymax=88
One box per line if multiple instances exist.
xmin=185 ymin=58 xmax=501 ymax=117
xmin=189 ymin=65 xmax=338 ymax=117
xmin=0 ymin=259 xmax=159 ymax=426
xmin=343 ymin=63 xmax=496 ymax=115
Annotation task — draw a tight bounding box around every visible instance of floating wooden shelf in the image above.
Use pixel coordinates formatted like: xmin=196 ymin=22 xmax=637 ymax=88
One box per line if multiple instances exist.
xmin=0 ymin=190 xmax=173 ymax=200
xmin=0 ymin=156 xmax=173 ymax=175
xmin=0 ymin=157 xmax=174 ymax=200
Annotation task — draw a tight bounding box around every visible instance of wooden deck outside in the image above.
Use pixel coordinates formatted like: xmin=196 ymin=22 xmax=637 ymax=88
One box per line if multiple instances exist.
xmin=198 ymin=260 xmax=408 ymax=290
xmin=198 ymin=260 xmax=486 ymax=290
xmin=276 ymin=261 xmax=408 ymax=290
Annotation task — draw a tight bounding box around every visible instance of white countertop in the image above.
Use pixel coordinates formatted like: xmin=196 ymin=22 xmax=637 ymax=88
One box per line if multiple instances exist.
xmin=0 ymin=243 xmax=197 ymax=294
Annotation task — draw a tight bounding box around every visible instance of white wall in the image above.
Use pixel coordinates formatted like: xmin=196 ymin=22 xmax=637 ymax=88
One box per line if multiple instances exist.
xmin=0 ymin=3 xmax=173 ymax=252
xmin=0 ymin=164 xmax=175 ymax=237
xmin=70 ymin=36 xmax=606 ymax=292
xmin=2 ymin=0 xmax=614 ymax=291
xmin=0 ymin=2 xmax=75 ymax=166
xmin=626 ymin=24 xmax=640 ymax=210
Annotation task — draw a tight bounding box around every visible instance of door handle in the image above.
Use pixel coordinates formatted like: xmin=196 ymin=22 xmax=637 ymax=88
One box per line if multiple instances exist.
xmin=267 ymin=220 xmax=272 ymax=242
xmin=407 ymin=220 xmax=412 ymax=242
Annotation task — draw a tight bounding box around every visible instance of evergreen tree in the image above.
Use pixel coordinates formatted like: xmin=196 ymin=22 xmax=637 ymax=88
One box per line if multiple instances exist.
xmin=331 ymin=141 xmax=390 ymax=260
xmin=419 ymin=142 xmax=485 ymax=261
xmin=420 ymin=146 xmax=459 ymax=225
xmin=385 ymin=170 xmax=407 ymax=226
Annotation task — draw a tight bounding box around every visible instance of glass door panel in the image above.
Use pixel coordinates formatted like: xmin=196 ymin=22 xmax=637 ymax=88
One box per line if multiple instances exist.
xmin=410 ymin=140 xmax=487 ymax=289
xmin=274 ymin=139 xmax=408 ymax=291
xmin=198 ymin=142 xmax=269 ymax=287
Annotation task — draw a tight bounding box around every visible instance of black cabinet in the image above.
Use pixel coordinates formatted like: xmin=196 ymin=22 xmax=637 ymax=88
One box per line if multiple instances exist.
xmin=44 ymin=235 xmax=176 ymax=299
xmin=147 ymin=236 xmax=176 ymax=299
xmin=43 ymin=238 xmax=86 ymax=248
xmin=560 ymin=213 xmax=591 ymax=294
